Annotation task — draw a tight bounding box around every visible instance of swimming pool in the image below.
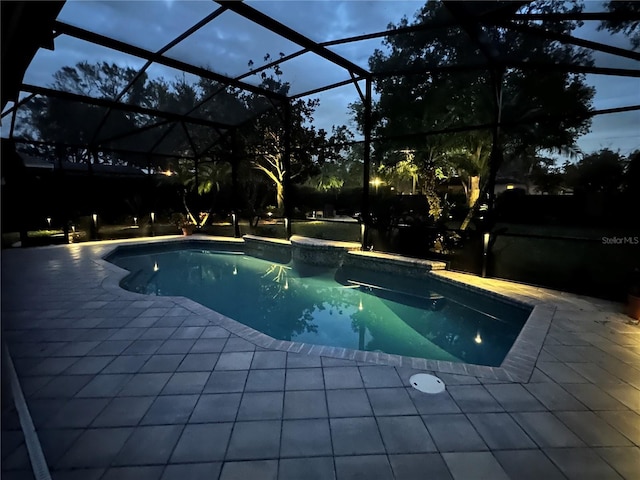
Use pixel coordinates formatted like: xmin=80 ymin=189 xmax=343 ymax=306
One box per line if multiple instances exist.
xmin=106 ymin=242 xmax=531 ymax=367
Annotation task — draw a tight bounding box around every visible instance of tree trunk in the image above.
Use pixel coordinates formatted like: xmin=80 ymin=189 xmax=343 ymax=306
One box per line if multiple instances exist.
xmin=460 ymin=177 xmax=488 ymax=231
xmin=276 ymin=183 xmax=284 ymax=211
xmin=182 ymin=193 xmax=198 ymax=226
xmin=468 ymin=176 xmax=480 ymax=207
xmin=460 ymin=176 xmax=469 ymax=200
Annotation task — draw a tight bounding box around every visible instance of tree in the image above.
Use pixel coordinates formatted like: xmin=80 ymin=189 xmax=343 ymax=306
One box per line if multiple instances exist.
xmin=239 ymin=59 xmax=324 ymax=211
xmin=564 ymin=148 xmax=628 ymax=195
xmin=17 ymin=61 xmax=161 ymax=166
xmin=305 ymin=125 xmax=356 ymax=193
xmin=167 ymin=157 xmax=232 ymax=226
xmin=351 ymin=0 xmax=595 ymax=221
xmin=528 ymin=157 xmax=567 ymax=194
xmin=599 ymin=1 xmax=640 ymax=50
xmin=20 ymin=61 xmax=270 ymax=231
xmin=379 ymin=157 xmax=420 ymax=195
xmin=623 ymin=149 xmax=640 ymax=194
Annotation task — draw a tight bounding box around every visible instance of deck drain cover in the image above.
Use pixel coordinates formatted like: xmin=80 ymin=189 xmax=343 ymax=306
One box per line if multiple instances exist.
xmin=410 ymin=373 xmax=445 ymax=394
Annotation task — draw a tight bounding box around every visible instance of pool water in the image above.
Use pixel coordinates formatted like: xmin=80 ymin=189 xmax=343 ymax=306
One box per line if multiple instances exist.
xmin=107 ymin=246 xmax=531 ymax=366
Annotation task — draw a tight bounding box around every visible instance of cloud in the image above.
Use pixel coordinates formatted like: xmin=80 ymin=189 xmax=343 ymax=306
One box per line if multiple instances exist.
xmin=13 ymin=0 xmax=640 ymax=157
xmin=578 ymin=110 xmax=640 ymax=155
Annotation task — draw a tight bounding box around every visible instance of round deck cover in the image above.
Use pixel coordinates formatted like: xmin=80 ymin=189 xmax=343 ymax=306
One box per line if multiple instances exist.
xmin=409 ymin=373 xmax=445 ymax=394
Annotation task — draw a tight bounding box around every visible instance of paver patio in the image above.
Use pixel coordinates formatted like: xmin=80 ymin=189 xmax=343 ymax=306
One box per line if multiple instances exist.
xmin=1 ymin=237 xmax=639 ymax=480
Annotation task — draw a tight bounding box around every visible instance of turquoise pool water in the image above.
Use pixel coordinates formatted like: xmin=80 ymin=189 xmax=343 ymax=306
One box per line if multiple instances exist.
xmin=107 ymin=244 xmax=531 ymax=366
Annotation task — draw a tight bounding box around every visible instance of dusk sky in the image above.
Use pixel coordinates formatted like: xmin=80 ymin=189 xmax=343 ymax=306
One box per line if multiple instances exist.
xmin=8 ymin=0 xmax=640 ymax=158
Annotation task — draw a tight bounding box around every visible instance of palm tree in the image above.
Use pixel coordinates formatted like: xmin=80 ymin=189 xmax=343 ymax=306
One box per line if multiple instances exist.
xmin=171 ymin=158 xmax=231 ymax=226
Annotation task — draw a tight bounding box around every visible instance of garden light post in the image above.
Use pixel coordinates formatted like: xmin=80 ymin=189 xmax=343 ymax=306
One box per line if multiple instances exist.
xmin=482 ymin=232 xmax=490 ymax=278
xmin=91 ymin=213 xmax=98 ymax=240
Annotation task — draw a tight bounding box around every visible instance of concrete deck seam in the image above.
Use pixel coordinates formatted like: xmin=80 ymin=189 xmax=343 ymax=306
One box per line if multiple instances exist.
xmin=2 ymin=342 xmax=52 ymax=480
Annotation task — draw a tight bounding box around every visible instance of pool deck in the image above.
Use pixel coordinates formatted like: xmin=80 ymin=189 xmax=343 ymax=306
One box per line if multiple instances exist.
xmin=1 ymin=236 xmax=639 ymax=480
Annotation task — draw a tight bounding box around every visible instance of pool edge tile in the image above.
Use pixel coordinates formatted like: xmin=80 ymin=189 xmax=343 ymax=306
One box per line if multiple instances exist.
xmin=98 ymin=237 xmax=561 ymax=384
